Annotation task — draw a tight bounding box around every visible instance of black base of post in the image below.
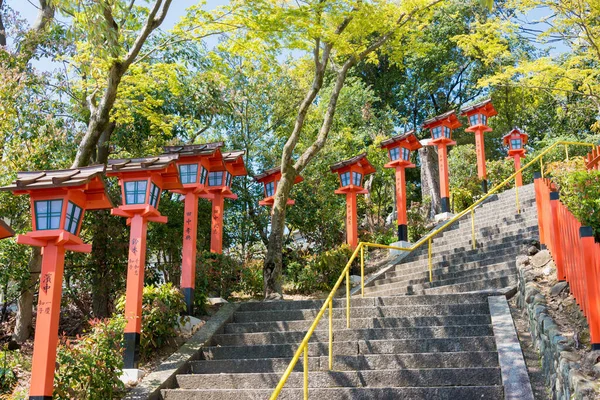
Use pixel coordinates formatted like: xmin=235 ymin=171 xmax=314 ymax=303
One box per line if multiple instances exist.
xmin=481 ymin=179 xmax=488 ymax=194
xmin=123 ymin=332 xmax=140 ymax=369
xmin=182 ymin=287 xmax=194 ymax=315
xmin=397 ymin=224 xmax=408 ymax=242
xmin=29 ymin=397 xmax=52 ymax=400
xmin=592 ymin=343 xmax=600 ymax=350
xmin=440 ymin=197 xmax=450 ymax=213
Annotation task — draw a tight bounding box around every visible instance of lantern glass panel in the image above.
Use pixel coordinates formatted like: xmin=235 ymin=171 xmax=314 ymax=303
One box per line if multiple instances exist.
xmin=443 ymin=126 xmax=451 ymax=138
xmin=265 ymin=181 xmax=275 ymax=197
xmin=389 ymin=147 xmax=400 ymax=161
xmin=208 ymin=171 xmax=223 ymax=186
xmin=432 ymin=126 xmax=442 ymax=139
xmin=35 ymin=199 xmax=63 ymax=230
xmin=481 ymin=114 xmax=487 ymax=125
xmin=340 ymin=172 xmax=350 ymax=187
xmin=149 ymin=183 xmax=161 ymax=208
xmin=469 ymin=114 xmax=478 ymax=126
xmin=352 ymin=172 xmax=362 ymax=186
xmin=226 ymin=172 xmax=232 ymax=187
xmin=511 ymin=139 xmax=522 ymax=149
xmin=402 ymin=148 xmax=410 ymax=161
xmin=200 ymin=167 xmax=208 ymax=185
xmin=125 ymin=180 xmax=148 ymax=204
xmin=64 ymin=201 xmax=83 ymax=235
xmin=179 ymin=164 xmax=198 ymax=184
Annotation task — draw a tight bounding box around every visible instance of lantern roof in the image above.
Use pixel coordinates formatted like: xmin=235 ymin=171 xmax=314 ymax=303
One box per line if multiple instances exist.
xmin=422 ymin=110 xmax=461 ymax=130
xmin=106 ymin=154 xmax=183 ymax=190
xmin=502 ymin=128 xmax=529 ymax=145
xmin=0 ymin=220 xmax=14 ymax=240
xmin=0 ymin=165 xmax=113 ymax=210
xmin=163 ymin=142 xmax=223 ymax=157
xmin=460 ymin=98 xmax=498 ymax=117
xmin=222 ymin=150 xmax=248 ymax=176
xmin=254 ymin=166 xmax=304 ymax=184
xmin=330 ymin=153 xmax=376 ymax=175
xmin=381 ymin=130 xmax=423 ymax=151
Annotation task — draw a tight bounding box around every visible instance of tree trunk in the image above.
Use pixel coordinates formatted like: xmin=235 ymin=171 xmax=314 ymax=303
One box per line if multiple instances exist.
xmin=418 ymin=146 xmax=441 ymax=218
xmin=263 ymin=167 xmax=296 ymax=300
xmin=13 ymin=247 xmax=41 ymax=342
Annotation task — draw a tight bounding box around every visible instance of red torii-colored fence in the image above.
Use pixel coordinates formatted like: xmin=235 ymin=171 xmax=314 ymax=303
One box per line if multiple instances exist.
xmin=585 ymin=145 xmax=600 ymax=170
xmin=534 ymin=173 xmax=600 ymax=349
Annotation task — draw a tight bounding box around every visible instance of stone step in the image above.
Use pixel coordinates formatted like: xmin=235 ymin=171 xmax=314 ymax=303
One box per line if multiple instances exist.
xmin=369 ymin=261 xmax=514 ymax=288
xmin=382 ymin=258 xmax=514 ymax=280
xmin=189 ymin=351 xmax=499 ymax=374
xmin=233 ymin=303 xmax=490 ymax=323
xmin=236 ymin=293 xmax=491 ymax=313
xmin=424 ymin=275 xmax=517 ymax=295
xmin=212 ymin=325 xmax=494 ymax=346
xmin=365 ymin=268 xmax=515 ymax=295
xmin=174 ymin=367 xmax=502 ymax=389
xmin=202 ymin=336 xmax=497 ymax=360
xmin=162 ymin=386 xmax=505 ymax=400
xmin=224 ymin=314 xmax=492 ymax=334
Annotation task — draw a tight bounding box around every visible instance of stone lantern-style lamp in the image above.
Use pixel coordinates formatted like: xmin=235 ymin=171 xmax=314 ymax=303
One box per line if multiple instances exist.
xmin=503 ymin=128 xmax=528 ymax=187
xmin=461 ymin=99 xmax=497 ymax=193
xmin=330 ymin=153 xmax=376 ymax=249
xmin=0 ymin=165 xmax=112 ymax=400
xmin=422 ymin=110 xmax=462 ymax=214
xmin=200 ymin=150 xmax=247 ymax=255
xmin=163 ymin=142 xmax=225 ymax=313
xmin=255 ymin=166 xmax=304 ymax=207
xmin=381 ymin=130 xmax=422 ymax=242
xmin=0 ymin=220 xmax=14 ymax=239
xmin=106 ymin=155 xmax=182 ymax=379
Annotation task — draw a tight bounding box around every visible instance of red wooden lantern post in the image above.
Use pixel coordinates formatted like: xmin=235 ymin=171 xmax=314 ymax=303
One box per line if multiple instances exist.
xmin=422 ymin=111 xmax=462 ymax=214
xmin=461 ymin=99 xmax=497 ymax=193
xmin=0 ymin=220 xmax=14 ymax=239
xmin=330 ymin=154 xmax=376 ymax=249
xmin=381 ymin=131 xmax=422 ymax=242
xmin=106 ymin=155 xmax=182 ymax=376
xmin=0 ymin=166 xmax=112 ymax=400
xmin=163 ymin=142 xmax=226 ymax=313
xmin=255 ymin=166 xmax=303 ymax=207
xmin=503 ymin=128 xmax=528 ymax=187
xmin=201 ymin=151 xmax=247 ymax=254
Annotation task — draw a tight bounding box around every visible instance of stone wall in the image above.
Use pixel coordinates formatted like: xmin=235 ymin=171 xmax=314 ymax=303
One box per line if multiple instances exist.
xmin=515 ymin=251 xmax=600 ymax=400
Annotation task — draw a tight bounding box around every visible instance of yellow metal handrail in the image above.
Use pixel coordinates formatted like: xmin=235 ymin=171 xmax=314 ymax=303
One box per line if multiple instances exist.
xmin=269 ymin=140 xmax=594 ymax=400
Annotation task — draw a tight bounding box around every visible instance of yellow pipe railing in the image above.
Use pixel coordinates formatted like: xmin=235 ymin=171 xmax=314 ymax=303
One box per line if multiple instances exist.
xmin=269 ymin=140 xmax=594 ymax=400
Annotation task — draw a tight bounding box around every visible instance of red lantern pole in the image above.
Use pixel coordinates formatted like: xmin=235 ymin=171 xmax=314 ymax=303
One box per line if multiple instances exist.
xmin=514 ymin=153 xmax=523 ymax=187
xmin=381 ymin=131 xmax=422 ymax=242
xmin=331 ymin=154 xmax=376 ymax=249
xmin=180 ymin=192 xmax=199 ymax=311
xmin=0 ymin=165 xmax=112 ymax=400
xmin=210 ymin=193 xmax=225 ymax=254
xmin=423 ymin=111 xmax=461 ymax=215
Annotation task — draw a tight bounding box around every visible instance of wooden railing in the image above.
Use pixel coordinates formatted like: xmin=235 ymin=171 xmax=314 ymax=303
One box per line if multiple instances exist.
xmin=534 ymin=175 xmax=600 ymax=349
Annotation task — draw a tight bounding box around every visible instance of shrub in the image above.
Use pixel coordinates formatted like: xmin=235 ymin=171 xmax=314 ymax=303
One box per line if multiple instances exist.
xmin=116 ymin=283 xmax=187 ymax=359
xmin=0 ymin=344 xmax=23 ymax=395
xmin=195 ymin=251 xmax=242 ymax=300
xmin=54 ymin=317 xmax=126 ymax=400
xmin=407 ymin=198 xmax=433 ymax=243
xmin=287 ymin=245 xmax=353 ymax=293
xmin=236 ymin=259 xmax=264 ymax=297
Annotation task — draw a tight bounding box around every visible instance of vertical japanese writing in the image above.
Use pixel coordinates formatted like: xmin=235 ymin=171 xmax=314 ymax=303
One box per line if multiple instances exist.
xmin=41 ymin=273 xmax=52 ymax=294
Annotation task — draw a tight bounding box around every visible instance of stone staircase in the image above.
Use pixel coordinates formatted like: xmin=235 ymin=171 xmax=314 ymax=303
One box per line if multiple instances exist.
xmin=162 ymin=294 xmax=504 ymax=399
xmin=160 ymin=184 xmax=538 ymax=400
xmin=363 ymin=183 xmax=538 ymax=297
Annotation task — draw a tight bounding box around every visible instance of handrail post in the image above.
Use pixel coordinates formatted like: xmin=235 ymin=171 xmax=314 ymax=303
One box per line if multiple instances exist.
xmin=328 ymin=299 xmax=333 ymax=370
xmin=360 ymin=245 xmax=365 ymax=297
xmin=346 ymin=269 xmax=350 ymax=328
xmin=428 ymin=238 xmax=433 ymax=282
xmin=515 ymin=182 xmax=521 ymax=214
xmin=565 ymin=144 xmax=569 ymax=161
xmin=540 ymin=157 xmax=544 ymax=178
xmin=303 ymin=346 xmax=308 ymax=400
xmin=471 ymin=208 xmax=476 ymax=250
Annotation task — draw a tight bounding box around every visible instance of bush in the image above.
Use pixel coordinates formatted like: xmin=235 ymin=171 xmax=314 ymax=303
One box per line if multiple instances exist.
xmin=116 ymin=283 xmax=187 ymax=359
xmin=407 ymin=198 xmax=433 ymax=243
xmin=236 ymin=259 xmax=264 ymax=297
xmin=286 ymin=245 xmax=353 ymax=293
xmin=195 ymin=251 xmax=241 ymax=300
xmin=54 ymin=317 xmax=126 ymax=400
